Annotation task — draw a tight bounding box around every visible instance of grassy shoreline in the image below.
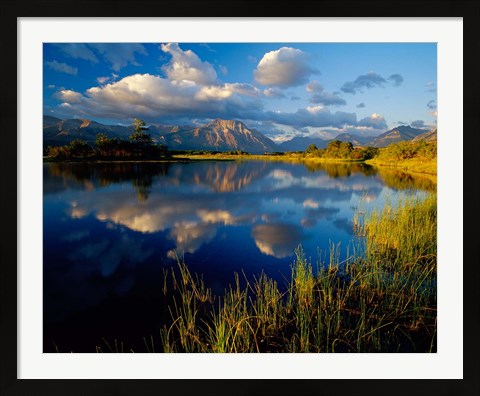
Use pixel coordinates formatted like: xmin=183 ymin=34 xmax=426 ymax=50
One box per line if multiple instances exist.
xmin=365 ymin=158 xmax=437 ymax=175
xmin=91 ymin=193 xmax=436 ymax=353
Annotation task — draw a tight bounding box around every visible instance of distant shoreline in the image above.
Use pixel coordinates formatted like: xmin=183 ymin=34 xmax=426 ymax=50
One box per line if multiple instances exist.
xmin=43 ymin=154 xmax=437 ymax=178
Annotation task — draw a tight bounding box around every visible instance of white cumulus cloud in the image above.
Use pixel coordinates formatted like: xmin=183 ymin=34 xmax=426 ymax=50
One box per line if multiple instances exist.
xmin=254 ymin=47 xmax=316 ymax=87
xmin=53 ymin=72 xmax=267 ymax=122
xmin=161 ymin=42 xmax=218 ymax=85
xmin=55 ymin=89 xmax=84 ymax=104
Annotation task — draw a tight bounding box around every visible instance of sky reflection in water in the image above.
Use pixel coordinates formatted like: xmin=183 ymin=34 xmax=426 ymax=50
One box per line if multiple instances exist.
xmin=43 ymin=161 xmax=432 ymax=351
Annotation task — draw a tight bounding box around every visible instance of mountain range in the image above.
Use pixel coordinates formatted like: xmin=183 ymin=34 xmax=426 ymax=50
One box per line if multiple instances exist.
xmin=157 ymin=119 xmax=278 ymax=153
xmin=367 ymin=125 xmax=431 ymax=147
xmin=43 ymin=115 xmax=182 ymax=147
xmin=43 ymin=115 xmax=436 ymax=153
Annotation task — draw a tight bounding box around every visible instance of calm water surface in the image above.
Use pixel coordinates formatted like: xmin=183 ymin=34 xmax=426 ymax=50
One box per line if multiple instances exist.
xmin=43 ymin=160 xmax=433 ymax=352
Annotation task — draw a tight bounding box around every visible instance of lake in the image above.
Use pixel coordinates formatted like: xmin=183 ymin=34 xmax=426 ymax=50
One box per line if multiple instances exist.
xmin=43 ymin=160 xmax=434 ymax=352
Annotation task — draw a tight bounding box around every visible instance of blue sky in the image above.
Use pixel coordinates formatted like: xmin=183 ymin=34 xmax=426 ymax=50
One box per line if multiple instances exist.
xmin=43 ymin=43 xmax=437 ymax=141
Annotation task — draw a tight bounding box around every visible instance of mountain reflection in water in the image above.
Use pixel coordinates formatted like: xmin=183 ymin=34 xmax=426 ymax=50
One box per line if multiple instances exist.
xmin=43 ymin=160 xmax=432 ymax=351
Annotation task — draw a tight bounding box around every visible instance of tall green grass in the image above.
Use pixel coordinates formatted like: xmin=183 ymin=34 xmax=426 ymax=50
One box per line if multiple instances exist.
xmin=98 ymin=193 xmax=436 ymax=353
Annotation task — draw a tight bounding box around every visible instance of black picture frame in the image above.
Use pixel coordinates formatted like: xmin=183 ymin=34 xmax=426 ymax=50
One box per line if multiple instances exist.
xmin=2 ymin=1 xmax=478 ymax=395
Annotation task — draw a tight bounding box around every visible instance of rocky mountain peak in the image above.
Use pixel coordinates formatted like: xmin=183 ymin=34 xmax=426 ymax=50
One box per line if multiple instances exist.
xmin=208 ymin=118 xmax=244 ymax=130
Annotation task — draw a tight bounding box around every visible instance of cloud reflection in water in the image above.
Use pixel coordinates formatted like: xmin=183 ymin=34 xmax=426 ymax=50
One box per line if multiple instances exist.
xmin=43 ymin=161 xmax=432 ymax=323
xmin=252 ymin=223 xmax=305 ymax=258
xmin=47 ymin=161 xmax=386 ymax=259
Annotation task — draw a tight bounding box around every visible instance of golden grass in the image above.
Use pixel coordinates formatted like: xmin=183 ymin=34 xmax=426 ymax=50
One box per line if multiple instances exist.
xmin=365 ymin=158 xmax=437 ymax=175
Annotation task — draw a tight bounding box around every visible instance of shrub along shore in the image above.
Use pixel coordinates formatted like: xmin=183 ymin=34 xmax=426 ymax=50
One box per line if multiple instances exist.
xmin=93 ymin=194 xmax=436 ymax=353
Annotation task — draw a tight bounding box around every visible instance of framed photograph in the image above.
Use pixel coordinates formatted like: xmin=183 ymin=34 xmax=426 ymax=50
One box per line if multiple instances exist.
xmin=2 ymin=1 xmax=477 ymax=395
